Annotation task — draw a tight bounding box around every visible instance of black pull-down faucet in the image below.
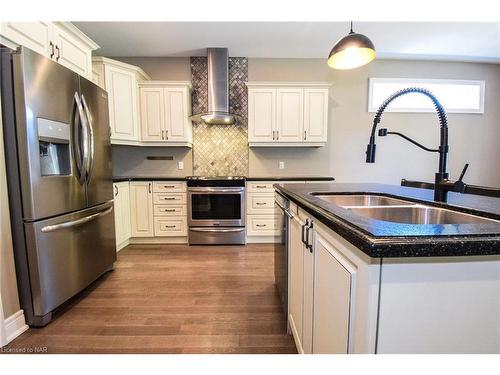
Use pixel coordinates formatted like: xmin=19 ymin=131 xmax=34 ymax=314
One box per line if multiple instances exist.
xmin=365 ymin=87 xmax=468 ymax=203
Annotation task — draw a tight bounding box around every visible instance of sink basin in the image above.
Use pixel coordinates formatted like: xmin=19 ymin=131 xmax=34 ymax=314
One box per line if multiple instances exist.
xmin=313 ymin=194 xmax=414 ymax=207
xmin=346 ymin=206 xmax=499 ymax=225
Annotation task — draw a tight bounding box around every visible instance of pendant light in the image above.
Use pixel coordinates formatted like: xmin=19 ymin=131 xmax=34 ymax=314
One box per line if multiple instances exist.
xmin=327 ymin=22 xmax=376 ymax=70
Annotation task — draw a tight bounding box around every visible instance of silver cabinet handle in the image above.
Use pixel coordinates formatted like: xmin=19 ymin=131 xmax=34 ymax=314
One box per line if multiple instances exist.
xmin=255 ymin=185 xmax=267 ymax=188
xmin=164 ymin=185 xmax=175 ymax=188
xmin=276 ymin=130 xmax=279 ymax=140
xmin=304 ymin=130 xmax=307 ymax=140
xmin=148 ymin=183 xmax=152 ymax=193
xmin=166 ymin=130 xmax=169 ymax=140
xmin=272 ymin=130 xmax=276 ymax=140
xmin=114 ymin=186 xmax=118 ymax=197
xmin=164 ymin=225 xmax=176 ymax=228
xmin=255 ymin=202 xmax=267 ymax=205
xmin=49 ymin=41 xmax=55 ymax=58
xmin=41 ymin=206 xmax=113 ymax=233
xmin=256 ymin=224 xmax=267 ymax=227
xmin=161 ymin=130 xmax=165 ymax=140
xmin=163 ymin=197 xmax=176 ymax=200
xmin=164 ymin=209 xmax=176 ymax=212
xmin=55 ymin=45 xmax=60 ymax=61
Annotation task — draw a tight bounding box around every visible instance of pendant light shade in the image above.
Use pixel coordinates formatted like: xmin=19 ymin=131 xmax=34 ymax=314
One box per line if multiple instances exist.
xmin=328 ymin=22 xmax=376 ymax=70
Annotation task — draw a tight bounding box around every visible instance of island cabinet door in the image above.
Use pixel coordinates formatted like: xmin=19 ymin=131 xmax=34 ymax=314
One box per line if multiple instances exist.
xmin=312 ymin=231 xmax=355 ymax=354
xmin=288 ymin=214 xmax=305 ymax=353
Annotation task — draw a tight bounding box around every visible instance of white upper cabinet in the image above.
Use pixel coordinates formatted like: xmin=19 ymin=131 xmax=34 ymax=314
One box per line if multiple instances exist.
xmin=140 ymin=87 xmax=164 ymax=141
xmin=276 ymin=88 xmax=304 ymax=142
xmin=93 ymin=57 xmax=150 ymax=145
xmin=0 ymin=22 xmax=98 ymax=79
xmin=138 ymin=82 xmax=192 ymax=146
xmin=248 ymin=88 xmax=276 ymax=143
xmin=246 ymin=82 xmax=330 ymax=147
xmin=304 ymin=88 xmax=329 ymax=143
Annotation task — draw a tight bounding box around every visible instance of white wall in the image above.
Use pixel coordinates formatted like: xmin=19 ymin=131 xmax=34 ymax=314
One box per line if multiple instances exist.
xmin=248 ymin=58 xmax=500 ymax=187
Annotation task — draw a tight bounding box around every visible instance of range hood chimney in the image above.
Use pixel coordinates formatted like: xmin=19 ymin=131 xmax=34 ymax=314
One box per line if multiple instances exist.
xmin=190 ymin=48 xmax=241 ymax=125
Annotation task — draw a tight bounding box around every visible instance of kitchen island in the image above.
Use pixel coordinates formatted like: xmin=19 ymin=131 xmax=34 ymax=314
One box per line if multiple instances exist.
xmin=274 ymin=182 xmax=500 ymax=354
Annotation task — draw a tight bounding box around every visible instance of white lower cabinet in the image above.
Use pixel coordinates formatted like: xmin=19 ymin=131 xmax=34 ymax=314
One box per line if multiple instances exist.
xmin=287 ymin=206 xmax=362 ymax=354
xmin=130 ymin=181 xmax=154 ymax=237
xmin=288 ymin=210 xmax=305 ymax=353
xmin=312 ymin=230 xmax=355 ymax=353
xmin=113 ymin=182 xmax=131 ymax=250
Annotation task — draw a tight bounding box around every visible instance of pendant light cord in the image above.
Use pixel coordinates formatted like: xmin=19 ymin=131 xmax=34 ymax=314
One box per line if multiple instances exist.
xmin=350 ymin=21 xmax=354 ymax=34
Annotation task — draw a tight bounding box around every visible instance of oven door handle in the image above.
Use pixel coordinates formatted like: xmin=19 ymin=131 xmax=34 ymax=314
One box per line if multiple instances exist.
xmin=188 ymin=188 xmax=245 ymax=193
xmin=189 ymin=227 xmax=245 ymax=233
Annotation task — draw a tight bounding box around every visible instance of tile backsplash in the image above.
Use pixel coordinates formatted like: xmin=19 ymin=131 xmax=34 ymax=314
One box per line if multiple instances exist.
xmin=190 ymin=56 xmax=248 ymax=176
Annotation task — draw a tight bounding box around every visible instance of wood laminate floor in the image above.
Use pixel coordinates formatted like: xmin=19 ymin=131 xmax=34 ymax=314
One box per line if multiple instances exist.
xmin=4 ymin=244 xmax=297 ymax=354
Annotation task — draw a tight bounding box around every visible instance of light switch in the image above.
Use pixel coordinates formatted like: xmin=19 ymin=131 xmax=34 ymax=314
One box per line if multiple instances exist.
xmin=279 ymin=161 xmax=285 ymax=170
xmin=178 ymin=161 xmax=184 ymax=170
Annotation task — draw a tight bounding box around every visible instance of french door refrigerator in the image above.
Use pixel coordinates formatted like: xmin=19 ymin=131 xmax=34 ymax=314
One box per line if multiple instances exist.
xmin=1 ymin=46 xmax=116 ymax=326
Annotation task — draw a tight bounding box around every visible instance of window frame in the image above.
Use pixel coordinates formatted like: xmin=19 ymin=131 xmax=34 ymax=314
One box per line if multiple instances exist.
xmin=368 ymin=77 xmax=485 ymax=114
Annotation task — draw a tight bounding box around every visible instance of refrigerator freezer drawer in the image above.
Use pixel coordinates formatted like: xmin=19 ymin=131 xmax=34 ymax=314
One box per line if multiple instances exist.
xmin=24 ymin=201 xmax=116 ymax=318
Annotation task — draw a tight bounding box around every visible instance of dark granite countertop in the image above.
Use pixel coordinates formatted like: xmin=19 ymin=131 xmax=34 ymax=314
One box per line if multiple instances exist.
xmin=247 ymin=176 xmax=335 ymax=181
xmin=113 ymin=176 xmax=335 ymax=182
xmin=113 ymin=176 xmax=188 ymax=182
xmin=274 ymin=182 xmax=500 ymax=258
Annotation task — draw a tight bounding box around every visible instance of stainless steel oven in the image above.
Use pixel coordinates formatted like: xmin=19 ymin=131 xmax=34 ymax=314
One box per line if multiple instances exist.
xmin=187 ymin=177 xmax=246 ymax=245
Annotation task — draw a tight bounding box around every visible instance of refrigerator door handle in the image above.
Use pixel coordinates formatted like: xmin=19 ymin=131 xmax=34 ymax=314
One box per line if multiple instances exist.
xmin=72 ymin=92 xmax=89 ymax=185
xmin=80 ymin=94 xmax=95 ymax=184
xmin=41 ymin=205 xmax=113 ymax=233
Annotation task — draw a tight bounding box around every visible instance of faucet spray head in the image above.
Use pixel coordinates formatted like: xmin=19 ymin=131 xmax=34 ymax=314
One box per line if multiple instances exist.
xmin=366 ymin=136 xmax=376 ymax=163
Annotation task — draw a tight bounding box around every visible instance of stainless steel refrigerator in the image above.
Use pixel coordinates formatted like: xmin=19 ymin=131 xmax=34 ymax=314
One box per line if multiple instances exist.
xmin=1 ymin=47 xmax=116 ymax=326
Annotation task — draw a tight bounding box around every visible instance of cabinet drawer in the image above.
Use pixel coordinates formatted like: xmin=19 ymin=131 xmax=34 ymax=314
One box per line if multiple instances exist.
xmin=154 ymin=217 xmax=187 ymax=237
xmin=153 ymin=181 xmax=186 ymax=193
xmin=247 ymin=193 xmax=276 ymax=214
xmin=154 ymin=205 xmax=186 ymax=217
xmin=247 ymin=182 xmax=275 ymax=193
xmin=247 ymin=215 xmax=279 ymax=236
xmin=153 ymin=193 xmax=186 ymax=205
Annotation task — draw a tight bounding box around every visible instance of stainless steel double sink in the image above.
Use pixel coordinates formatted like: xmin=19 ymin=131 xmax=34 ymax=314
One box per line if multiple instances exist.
xmin=312 ymin=194 xmax=499 ymax=225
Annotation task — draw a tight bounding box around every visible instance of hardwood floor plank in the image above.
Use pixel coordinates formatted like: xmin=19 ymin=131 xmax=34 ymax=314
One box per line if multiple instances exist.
xmin=4 ymin=244 xmax=297 ymax=354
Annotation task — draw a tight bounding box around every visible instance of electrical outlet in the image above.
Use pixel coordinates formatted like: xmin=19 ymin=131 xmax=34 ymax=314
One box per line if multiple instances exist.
xmin=279 ymin=161 xmax=285 ymax=170
xmin=177 ymin=161 xmax=184 ymax=170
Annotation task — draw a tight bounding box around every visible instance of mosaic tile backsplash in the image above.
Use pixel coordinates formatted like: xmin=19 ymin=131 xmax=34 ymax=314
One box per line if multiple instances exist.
xmin=190 ymin=56 xmax=248 ymax=176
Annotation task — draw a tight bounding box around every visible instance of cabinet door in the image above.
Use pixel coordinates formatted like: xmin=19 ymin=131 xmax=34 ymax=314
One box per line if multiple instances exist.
xmin=288 ymin=215 xmax=305 ymax=353
xmin=140 ymin=87 xmax=165 ymax=142
xmin=130 ymin=182 xmax=154 ymax=237
xmin=248 ymin=88 xmax=276 ymax=142
xmin=0 ymin=22 xmax=51 ymax=56
xmin=304 ymin=88 xmax=328 ymax=143
xmin=51 ymin=26 xmax=92 ymax=78
xmin=313 ymin=233 xmax=354 ymax=353
xmin=105 ymin=65 xmax=140 ymax=142
xmin=164 ymin=87 xmax=189 ymax=142
xmin=302 ymin=227 xmax=314 ymax=354
xmin=120 ymin=182 xmax=131 ymax=240
xmin=113 ymin=183 xmax=124 ymax=246
xmin=276 ymin=88 xmax=303 ymax=142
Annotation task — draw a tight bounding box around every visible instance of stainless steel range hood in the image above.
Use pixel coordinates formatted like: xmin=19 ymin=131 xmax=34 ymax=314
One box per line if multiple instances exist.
xmin=190 ymin=48 xmax=241 ymax=125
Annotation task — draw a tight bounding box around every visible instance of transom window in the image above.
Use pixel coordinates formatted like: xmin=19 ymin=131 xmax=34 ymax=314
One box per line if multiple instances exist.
xmin=368 ymin=78 xmax=485 ymax=114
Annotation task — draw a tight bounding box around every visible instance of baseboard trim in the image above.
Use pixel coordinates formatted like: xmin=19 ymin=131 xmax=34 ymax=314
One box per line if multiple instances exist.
xmin=246 ymin=235 xmax=280 ymax=244
xmin=4 ymin=310 xmax=28 ymax=344
xmin=129 ymin=237 xmax=188 ymax=244
xmin=116 ymin=239 xmax=130 ymax=252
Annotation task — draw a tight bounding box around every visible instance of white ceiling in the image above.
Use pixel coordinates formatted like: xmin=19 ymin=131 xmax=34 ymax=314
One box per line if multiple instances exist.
xmin=73 ymin=22 xmax=500 ymax=63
